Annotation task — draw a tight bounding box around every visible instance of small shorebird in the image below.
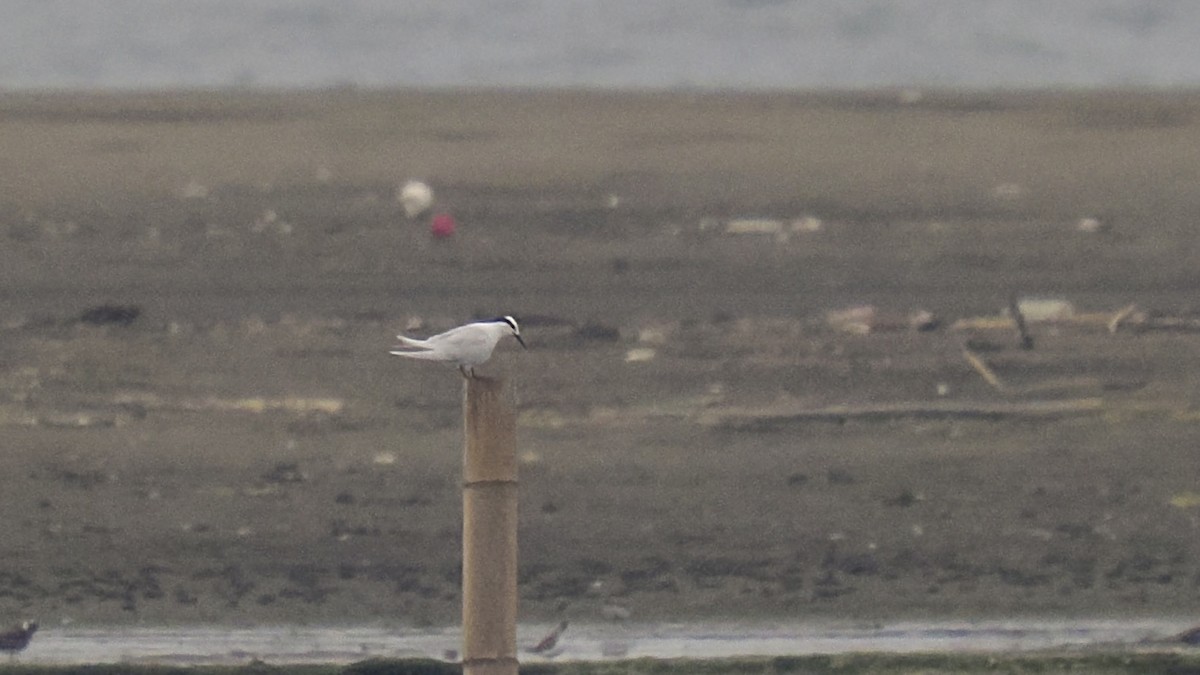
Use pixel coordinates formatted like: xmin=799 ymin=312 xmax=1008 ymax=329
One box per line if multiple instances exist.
xmin=390 ymin=316 xmax=526 ymax=378
xmin=527 ymin=620 xmax=568 ymax=656
xmin=0 ymin=621 xmax=37 ymax=658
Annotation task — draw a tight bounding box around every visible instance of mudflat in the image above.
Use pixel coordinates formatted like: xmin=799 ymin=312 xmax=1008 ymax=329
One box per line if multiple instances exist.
xmin=1 ymin=89 xmax=1200 ymax=627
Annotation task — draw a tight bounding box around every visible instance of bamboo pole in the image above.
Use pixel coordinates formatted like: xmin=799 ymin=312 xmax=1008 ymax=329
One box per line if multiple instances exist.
xmin=462 ymin=376 xmax=519 ymax=675
xmin=962 ymin=348 xmax=1007 ymax=393
xmin=1108 ymin=303 xmax=1139 ymax=333
xmin=1007 ymin=294 xmax=1034 ymax=350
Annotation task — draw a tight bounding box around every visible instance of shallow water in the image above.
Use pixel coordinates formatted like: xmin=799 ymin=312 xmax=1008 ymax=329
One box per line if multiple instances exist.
xmin=20 ymin=619 xmax=1194 ymax=665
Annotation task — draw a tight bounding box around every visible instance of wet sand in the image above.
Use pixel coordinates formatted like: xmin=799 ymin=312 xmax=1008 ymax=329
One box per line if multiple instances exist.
xmin=16 ymin=619 xmax=1196 ymax=666
xmin=1 ymin=89 xmax=1200 ymax=629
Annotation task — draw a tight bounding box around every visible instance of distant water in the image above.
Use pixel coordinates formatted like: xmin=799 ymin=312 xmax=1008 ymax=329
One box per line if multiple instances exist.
xmin=2 ymin=0 xmax=1200 ymax=90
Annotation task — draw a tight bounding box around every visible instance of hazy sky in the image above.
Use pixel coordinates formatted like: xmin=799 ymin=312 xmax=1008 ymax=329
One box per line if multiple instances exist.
xmin=2 ymin=1 xmax=1199 ymax=89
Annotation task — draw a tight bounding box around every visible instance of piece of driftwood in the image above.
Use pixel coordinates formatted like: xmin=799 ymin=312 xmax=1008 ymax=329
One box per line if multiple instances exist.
xmin=707 ymin=398 xmax=1104 ymax=431
xmin=951 ymin=312 xmax=1112 ymax=331
xmin=954 ymin=304 xmax=1200 ymax=334
xmin=826 ymin=305 xmax=939 ymax=334
xmin=1113 ymin=309 xmax=1200 ymax=331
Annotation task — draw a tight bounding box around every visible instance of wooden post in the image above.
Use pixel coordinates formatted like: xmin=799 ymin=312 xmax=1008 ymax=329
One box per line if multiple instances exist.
xmin=462 ymin=376 xmax=519 ymax=675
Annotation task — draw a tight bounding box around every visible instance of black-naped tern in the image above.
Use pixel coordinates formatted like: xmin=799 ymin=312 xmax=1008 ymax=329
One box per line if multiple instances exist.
xmin=390 ymin=315 xmax=526 ymax=378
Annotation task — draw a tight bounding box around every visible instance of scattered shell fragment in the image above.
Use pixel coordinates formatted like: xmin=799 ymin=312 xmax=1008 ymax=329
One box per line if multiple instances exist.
xmin=827 ymin=306 xmax=876 ymax=335
xmin=40 ymin=412 xmax=115 ymax=429
xmin=827 ymin=305 xmax=939 ymax=334
xmin=1076 ymin=217 xmax=1107 ymax=233
xmin=725 ymin=218 xmax=784 ymax=235
xmin=625 ymin=347 xmax=657 ymax=362
xmin=251 ymin=209 xmax=293 ymax=235
xmin=636 ymin=324 xmax=674 ymax=345
xmin=109 ymin=392 xmax=344 ymax=415
xmin=252 ymin=209 xmax=275 ymax=229
xmin=242 ymin=315 xmax=269 ymax=336
xmin=372 ymin=451 xmax=397 ymax=466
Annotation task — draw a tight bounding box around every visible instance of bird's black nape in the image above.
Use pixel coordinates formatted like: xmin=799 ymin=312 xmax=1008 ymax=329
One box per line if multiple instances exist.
xmin=499 ymin=316 xmax=526 ymax=348
xmin=484 ymin=315 xmax=520 ymax=333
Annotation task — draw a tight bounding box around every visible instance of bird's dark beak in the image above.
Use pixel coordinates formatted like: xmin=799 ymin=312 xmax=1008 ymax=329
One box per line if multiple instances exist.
xmin=515 ymin=334 xmax=527 ymax=349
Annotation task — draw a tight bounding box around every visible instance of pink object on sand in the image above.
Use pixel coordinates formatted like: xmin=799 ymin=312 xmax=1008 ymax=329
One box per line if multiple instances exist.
xmin=430 ymin=213 xmax=456 ymax=239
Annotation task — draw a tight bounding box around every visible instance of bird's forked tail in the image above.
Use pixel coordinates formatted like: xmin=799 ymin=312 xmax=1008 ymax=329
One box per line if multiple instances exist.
xmin=393 ymin=335 xmax=432 ymax=350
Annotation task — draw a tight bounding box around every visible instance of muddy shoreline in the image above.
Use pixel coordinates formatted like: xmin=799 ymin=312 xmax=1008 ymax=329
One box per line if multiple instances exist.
xmin=13 ymin=619 xmax=1198 ymax=666
xmin=1 ymin=89 xmax=1200 ymax=628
